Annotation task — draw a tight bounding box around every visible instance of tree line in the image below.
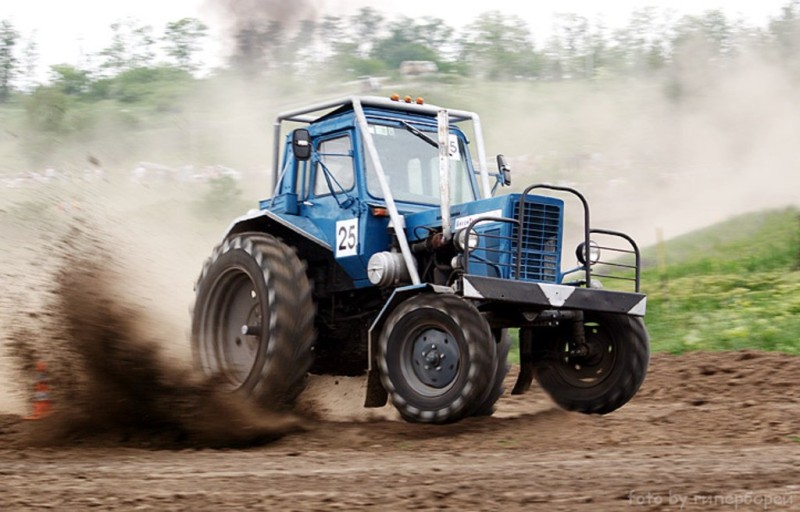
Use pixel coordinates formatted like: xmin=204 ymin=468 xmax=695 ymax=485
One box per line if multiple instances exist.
xmin=0 ymin=16 xmax=208 ymax=103
xmin=1 ymin=2 xmax=800 ymax=104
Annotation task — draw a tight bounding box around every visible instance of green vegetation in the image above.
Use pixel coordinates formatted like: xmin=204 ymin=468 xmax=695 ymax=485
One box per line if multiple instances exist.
xmin=643 ymin=208 xmax=800 ymax=354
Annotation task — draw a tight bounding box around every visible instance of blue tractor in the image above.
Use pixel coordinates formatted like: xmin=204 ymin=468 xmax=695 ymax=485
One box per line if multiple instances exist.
xmin=191 ymin=96 xmax=649 ymax=423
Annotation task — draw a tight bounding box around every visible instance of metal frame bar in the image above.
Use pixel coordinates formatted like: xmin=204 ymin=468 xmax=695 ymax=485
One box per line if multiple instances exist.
xmin=462 ymin=216 xmax=521 ymax=276
xmin=590 ymin=228 xmax=642 ymax=292
xmin=351 ymin=99 xmax=421 ymax=284
xmin=520 ymin=184 xmax=591 ymax=286
xmin=437 ymin=110 xmax=452 ymax=241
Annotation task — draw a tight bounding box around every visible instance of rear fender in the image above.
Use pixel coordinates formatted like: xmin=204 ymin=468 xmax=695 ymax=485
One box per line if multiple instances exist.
xmin=224 ymin=210 xmax=332 ymax=264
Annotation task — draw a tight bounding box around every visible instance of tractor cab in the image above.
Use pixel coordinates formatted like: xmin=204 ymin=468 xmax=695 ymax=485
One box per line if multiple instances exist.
xmin=271 ymin=96 xmax=483 ymax=217
xmin=264 ymin=96 xmax=496 ymax=288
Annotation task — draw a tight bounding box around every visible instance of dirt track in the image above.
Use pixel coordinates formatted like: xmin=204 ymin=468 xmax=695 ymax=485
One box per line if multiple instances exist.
xmin=0 ymin=211 xmax=798 ymax=511
xmin=1 ymin=351 xmax=798 ymax=511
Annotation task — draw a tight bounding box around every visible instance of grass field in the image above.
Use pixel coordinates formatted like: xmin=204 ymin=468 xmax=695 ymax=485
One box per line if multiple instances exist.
xmin=642 ymin=207 xmax=800 ymax=354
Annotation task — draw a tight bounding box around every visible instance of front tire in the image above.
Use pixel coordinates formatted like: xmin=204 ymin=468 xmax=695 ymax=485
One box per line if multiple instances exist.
xmin=191 ymin=233 xmax=315 ymax=410
xmin=472 ymin=329 xmax=511 ymax=417
xmin=534 ymin=312 xmax=649 ymax=414
xmin=377 ymin=294 xmax=495 ymax=424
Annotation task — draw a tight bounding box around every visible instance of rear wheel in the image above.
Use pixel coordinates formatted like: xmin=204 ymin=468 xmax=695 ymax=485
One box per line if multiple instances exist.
xmin=534 ymin=312 xmax=648 ymax=414
xmin=191 ymin=233 xmax=315 ymax=410
xmin=377 ymin=294 xmax=495 ymax=423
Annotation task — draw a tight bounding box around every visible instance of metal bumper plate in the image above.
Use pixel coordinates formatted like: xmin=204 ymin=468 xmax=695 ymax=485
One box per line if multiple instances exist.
xmin=461 ymin=275 xmax=646 ymax=316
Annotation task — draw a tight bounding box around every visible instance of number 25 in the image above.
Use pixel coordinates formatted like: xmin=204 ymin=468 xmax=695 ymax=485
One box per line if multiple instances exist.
xmin=338 ymin=224 xmax=356 ymax=251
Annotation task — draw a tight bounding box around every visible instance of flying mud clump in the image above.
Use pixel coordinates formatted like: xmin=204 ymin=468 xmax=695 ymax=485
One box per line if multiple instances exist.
xmin=9 ymin=224 xmax=305 ymax=448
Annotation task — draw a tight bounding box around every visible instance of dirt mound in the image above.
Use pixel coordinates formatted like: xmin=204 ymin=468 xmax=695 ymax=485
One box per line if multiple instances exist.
xmin=5 ymin=224 xmax=304 ymax=449
xmin=637 ymin=350 xmax=800 ymax=404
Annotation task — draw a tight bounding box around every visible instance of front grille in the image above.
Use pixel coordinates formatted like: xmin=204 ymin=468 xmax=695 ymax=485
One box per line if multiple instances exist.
xmin=511 ymin=201 xmax=561 ymax=282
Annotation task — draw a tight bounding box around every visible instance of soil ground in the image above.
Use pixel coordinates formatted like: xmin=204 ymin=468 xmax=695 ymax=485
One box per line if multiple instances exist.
xmin=0 ymin=205 xmax=797 ymax=511
xmin=1 ymin=351 xmax=798 ymax=511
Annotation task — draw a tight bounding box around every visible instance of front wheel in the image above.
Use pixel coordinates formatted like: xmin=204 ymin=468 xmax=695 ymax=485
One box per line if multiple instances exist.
xmin=534 ymin=312 xmax=649 ymax=414
xmin=377 ymin=294 xmax=496 ymax=424
xmin=471 ymin=329 xmax=511 ymax=417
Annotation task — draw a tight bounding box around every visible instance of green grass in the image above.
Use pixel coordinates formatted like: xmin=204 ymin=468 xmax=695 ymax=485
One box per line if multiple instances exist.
xmin=641 ymin=208 xmax=800 ymax=354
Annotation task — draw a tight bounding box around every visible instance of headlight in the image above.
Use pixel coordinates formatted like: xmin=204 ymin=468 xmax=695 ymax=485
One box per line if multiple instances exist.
xmin=454 ymin=228 xmax=480 ymax=251
xmin=576 ymin=240 xmax=601 ymax=265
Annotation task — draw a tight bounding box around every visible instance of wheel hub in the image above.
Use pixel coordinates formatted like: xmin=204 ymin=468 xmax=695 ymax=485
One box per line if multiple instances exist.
xmin=560 ymin=323 xmax=615 ymax=387
xmin=423 ymin=348 xmax=442 ymax=366
xmin=411 ymin=329 xmax=459 ymax=389
xmin=569 ymin=338 xmax=604 ymax=365
xmin=213 ymin=271 xmax=263 ymax=388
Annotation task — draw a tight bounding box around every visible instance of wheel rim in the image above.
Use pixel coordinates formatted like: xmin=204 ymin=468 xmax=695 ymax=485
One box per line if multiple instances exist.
xmin=555 ymin=322 xmax=617 ymax=388
xmin=402 ymin=327 xmax=461 ymax=394
xmin=205 ymin=267 xmax=263 ymax=389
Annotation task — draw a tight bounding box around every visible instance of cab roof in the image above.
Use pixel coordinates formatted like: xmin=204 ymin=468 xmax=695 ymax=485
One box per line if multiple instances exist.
xmin=276 ymin=96 xmax=478 ymax=126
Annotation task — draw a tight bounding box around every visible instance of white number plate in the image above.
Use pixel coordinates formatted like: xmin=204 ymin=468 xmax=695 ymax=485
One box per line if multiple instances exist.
xmin=335 ymin=218 xmax=359 ymax=257
xmin=448 ymin=134 xmax=461 ymax=160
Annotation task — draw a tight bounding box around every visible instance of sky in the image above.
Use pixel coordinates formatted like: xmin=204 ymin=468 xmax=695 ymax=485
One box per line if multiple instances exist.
xmin=0 ymin=0 xmax=794 ymax=75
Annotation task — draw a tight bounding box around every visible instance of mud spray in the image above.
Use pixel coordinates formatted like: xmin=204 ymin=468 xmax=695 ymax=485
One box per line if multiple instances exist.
xmin=7 ymin=222 xmax=305 ymax=449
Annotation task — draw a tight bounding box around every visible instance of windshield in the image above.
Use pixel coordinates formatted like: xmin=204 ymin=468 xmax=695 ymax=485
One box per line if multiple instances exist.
xmin=365 ymin=122 xmax=476 ymax=205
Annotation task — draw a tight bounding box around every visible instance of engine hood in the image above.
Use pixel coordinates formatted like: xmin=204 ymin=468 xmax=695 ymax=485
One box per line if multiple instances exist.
xmin=404 ymin=195 xmax=517 ymax=242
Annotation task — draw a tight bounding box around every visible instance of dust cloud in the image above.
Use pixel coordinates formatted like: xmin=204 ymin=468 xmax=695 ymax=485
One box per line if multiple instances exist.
xmin=475 ymin=49 xmax=800 ymax=248
xmin=202 ymin=0 xmax=317 ymax=65
xmin=4 ymin=222 xmax=305 ymax=448
xmin=204 ymin=0 xmax=316 ymax=25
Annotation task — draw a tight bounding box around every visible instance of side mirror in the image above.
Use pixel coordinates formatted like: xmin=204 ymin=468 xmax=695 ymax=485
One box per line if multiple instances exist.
xmin=496 ymin=154 xmax=511 ymax=186
xmin=292 ymin=129 xmax=311 ymax=161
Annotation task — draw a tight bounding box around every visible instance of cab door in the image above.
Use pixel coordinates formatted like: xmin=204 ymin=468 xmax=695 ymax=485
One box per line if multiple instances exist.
xmin=300 ymin=131 xmax=371 ymax=282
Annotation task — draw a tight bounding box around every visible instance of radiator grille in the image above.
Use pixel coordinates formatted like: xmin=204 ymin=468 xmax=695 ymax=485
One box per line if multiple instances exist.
xmin=511 ymin=201 xmax=561 ymax=282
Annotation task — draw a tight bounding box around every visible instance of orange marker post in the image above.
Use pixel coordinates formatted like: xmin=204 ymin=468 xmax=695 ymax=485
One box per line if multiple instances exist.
xmin=24 ymin=361 xmax=52 ymax=420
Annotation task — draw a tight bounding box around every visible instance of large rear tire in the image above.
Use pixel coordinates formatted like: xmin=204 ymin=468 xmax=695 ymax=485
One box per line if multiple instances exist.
xmin=191 ymin=233 xmax=315 ymax=410
xmin=377 ymin=294 xmax=495 ymax=424
xmin=534 ymin=312 xmax=648 ymax=414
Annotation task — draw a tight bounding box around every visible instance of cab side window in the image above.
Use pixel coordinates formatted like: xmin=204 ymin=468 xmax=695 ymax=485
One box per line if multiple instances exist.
xmin=314 ymin=135 xmax=354 ymax=196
